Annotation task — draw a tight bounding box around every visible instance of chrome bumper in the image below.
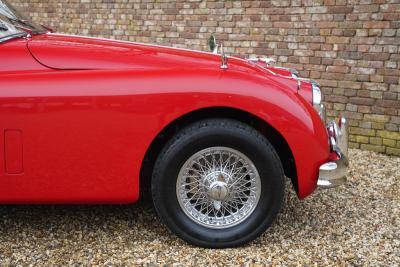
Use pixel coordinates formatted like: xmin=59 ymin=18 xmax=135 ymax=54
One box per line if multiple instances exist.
xmin=317 ymin=117 xmax=349 ymax=189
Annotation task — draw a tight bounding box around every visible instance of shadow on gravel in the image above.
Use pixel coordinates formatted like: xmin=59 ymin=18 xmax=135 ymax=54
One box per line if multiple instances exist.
xmin=0 ymin=181 xmax=318 ymax=244
xmin=0 ymin=200 xmax=159 ymax=236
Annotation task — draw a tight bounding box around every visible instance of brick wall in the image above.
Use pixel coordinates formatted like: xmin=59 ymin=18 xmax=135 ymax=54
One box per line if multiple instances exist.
xmin=13 ymin=0 xmax=400 ymax=156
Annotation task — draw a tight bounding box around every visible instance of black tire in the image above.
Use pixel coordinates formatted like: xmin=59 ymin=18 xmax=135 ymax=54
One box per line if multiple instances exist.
xmin=151 ymin=119 xmax=284 ymax=248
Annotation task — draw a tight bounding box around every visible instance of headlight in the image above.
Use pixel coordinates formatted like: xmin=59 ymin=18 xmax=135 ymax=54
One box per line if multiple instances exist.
xmin=312 ymin=84 xmax=326 ymax=123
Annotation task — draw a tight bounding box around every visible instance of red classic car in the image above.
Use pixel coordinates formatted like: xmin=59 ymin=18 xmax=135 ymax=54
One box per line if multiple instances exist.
xmin=0 ymin=1 xmax=348 ymax=247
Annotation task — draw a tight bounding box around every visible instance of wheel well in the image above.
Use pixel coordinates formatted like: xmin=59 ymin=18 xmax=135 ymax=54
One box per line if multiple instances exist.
xmin=139 ymin=107 xmax=298 ymax=199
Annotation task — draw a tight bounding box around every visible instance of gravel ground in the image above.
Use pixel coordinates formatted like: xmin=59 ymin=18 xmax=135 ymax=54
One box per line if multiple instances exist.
xmin=0 ymin=149 xmax=399 ymax=266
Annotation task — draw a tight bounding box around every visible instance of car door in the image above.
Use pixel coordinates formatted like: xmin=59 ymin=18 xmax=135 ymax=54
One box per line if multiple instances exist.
xmin=1 ymin=38 xmax=49 ymax=202
xmin=0 ymin=37 xmax=145 ymax=203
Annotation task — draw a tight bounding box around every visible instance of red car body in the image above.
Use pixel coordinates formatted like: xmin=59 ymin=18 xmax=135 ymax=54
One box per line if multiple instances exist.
xmin=0 ymin=33 xmax=332 ymax=203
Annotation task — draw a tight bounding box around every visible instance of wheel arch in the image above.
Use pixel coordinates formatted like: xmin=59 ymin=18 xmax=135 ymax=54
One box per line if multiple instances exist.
xmin=139 ymin=106 xmax=298 ymax=199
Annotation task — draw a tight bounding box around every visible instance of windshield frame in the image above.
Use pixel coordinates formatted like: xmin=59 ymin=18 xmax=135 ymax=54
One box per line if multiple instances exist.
xmin=0 ymin=0 xmax=47 ymax=43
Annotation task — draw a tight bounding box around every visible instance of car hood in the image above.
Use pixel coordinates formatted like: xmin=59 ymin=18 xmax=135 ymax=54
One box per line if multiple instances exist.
xmin=27 ymin=33 xmax=227 ymax=70
xmin=27 ymin=33 xmax=300 ymax=93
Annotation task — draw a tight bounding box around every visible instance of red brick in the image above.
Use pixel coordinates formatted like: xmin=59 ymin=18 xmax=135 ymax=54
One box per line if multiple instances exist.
xmin=363 ymin=21 xmax=390 ymax=29
xmin=326 ymin=66 xmax=349 ymax=73
xmin=339 ymin=81 xmax=362 ymax=89
xmin=363 ymin=53 xmax=391 ymax=61
xmin=326 ymin=36 xmax=350 ymax=44
xmin=354 ymin=5 xmax=380 ymax=13
xmin=315 ymin=51 xmax=337 ymax=58
xmin=328 ymin=6 xmax=353 ymax=14
xmin=383 ymin=92 xmax=398 ymax=100
xmin=325 ymin=95 xmax=348 ymax=103
xmin=349 ymin=97 xmax=375 ymax=106
xmin=384 ymin=76 xmax=399 ymax=84
xmin=358 ymin=105 xmax=371 ymax=113
xmin=376 ymin=100 xmax=400 ymax=109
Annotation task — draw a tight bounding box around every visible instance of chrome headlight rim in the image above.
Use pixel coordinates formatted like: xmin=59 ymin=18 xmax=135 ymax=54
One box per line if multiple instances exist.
xmin=312 ymin=84 xmax=322 ymax=106
xmin=312 ymin=84 xmax=326 ymax=123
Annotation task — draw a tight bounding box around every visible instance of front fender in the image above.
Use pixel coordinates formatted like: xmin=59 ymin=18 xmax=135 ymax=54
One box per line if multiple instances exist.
xmin=135 ymin=67 xmax=330 ymax=199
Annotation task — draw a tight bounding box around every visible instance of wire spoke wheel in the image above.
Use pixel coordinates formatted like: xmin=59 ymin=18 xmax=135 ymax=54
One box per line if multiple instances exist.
xmin=176 ymin=146 xmax=261 ymax=229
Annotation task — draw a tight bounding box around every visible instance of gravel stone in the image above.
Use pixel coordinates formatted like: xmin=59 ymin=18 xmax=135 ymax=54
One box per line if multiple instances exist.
xmin=0 ymin=149 xmax=399 ymax=266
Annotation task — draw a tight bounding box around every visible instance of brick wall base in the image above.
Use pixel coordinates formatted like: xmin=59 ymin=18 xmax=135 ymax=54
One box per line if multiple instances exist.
xmin=13 ymin=0 xmax=400 ymax=156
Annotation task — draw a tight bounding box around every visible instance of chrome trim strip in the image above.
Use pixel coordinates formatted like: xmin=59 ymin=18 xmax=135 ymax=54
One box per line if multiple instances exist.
xmin=47 ymin=32 xmax=222 ymax=56
xmin=0 ymin=31 xmax=27 ymax=43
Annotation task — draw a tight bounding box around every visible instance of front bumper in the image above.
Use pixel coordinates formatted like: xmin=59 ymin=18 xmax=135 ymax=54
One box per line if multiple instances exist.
xmin=317 ymin=117 xmax=349 ymax=189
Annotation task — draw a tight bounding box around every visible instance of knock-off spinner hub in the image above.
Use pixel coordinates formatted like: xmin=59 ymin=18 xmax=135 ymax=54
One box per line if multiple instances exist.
xmin=205 ymin=171 xmax=230 ymax=201
xmin=208 ymin=181 xmax=229 ymax=200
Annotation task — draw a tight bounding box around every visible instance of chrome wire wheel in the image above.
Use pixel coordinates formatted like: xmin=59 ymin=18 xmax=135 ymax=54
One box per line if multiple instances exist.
xmin=176 ymin=146 xmax=261 ymax=229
